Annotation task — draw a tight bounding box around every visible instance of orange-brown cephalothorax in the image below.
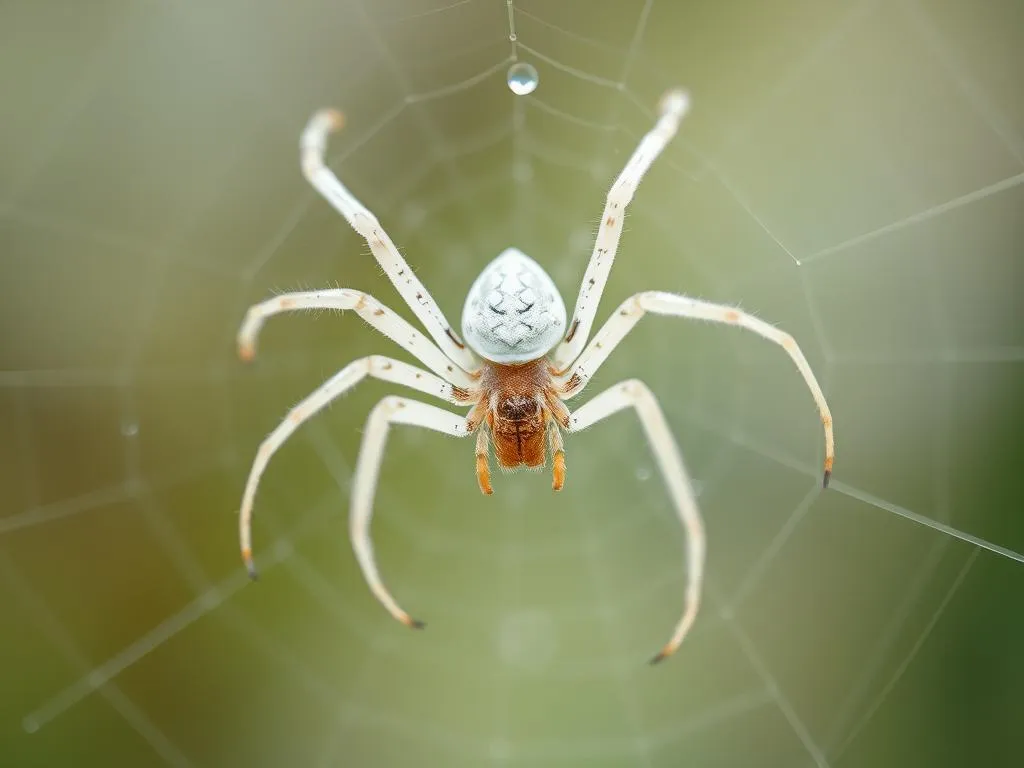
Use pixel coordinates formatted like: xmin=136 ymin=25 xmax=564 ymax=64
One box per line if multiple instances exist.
xmin=469 ymin=358 xmax=569 ymax=494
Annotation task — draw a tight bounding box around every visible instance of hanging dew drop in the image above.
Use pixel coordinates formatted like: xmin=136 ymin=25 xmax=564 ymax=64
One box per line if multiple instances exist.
xmin=506 ymin=62 xmax=538 ymax=96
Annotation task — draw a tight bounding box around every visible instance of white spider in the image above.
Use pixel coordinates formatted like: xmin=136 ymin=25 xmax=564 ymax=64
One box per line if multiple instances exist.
xmin=236 ymin=89 xmax=835 ymax=664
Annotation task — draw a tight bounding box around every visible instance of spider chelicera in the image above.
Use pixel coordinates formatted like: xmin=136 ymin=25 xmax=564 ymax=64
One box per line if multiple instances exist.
xmin=236 ymin=89 xmax=835 ymax=664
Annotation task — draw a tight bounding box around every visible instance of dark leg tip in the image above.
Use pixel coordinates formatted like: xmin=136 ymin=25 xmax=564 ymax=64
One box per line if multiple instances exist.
xmin=246 ymin=565 xmax=259 ymax=581
xmin=410 ymin=619 xmax=426 ymax=630
xmin=649 ymin=651 xmax=668 ymax=666
xmin=823 ymin=469 xmax=832 ymax=489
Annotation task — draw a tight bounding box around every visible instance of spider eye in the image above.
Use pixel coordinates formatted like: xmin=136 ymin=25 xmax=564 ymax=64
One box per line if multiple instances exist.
xmin=497 ymin=395 xmax=538 ymax=420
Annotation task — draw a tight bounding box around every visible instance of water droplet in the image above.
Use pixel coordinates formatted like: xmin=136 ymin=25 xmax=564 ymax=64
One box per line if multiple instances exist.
xmin=120 ymin=420 xmax=139 ymax=437
xmin=506 ymin=62 xmax=538 ymax=96
xmin=635 ymin=465 xmax=652 ymax=482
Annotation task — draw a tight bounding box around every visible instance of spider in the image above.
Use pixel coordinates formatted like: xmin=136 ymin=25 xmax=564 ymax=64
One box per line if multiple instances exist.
xmin=236 ymin=88 xmax=835 ymax=664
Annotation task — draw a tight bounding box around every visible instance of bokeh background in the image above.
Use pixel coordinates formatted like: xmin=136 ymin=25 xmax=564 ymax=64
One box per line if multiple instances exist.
xmin=2 ymin=1 xmax=1023 ymax=766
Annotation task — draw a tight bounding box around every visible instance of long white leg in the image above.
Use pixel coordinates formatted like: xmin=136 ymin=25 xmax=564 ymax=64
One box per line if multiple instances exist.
xmin=550 ymin=89 xmax=691 ymax=371
xmin=569 ymin=379 xmax=704 ymax=664
xmin=239 ymin=358 xmax=473 ymax=578
xmin=350 ymin=396 xmax=471 ymax=628
xmin=300 ymin=110 xmax=478 ymax=372
xmin=558 ymin=290 xmax=835 ymax=486
xmin=238 ymin=288 xmax=476 ymax=389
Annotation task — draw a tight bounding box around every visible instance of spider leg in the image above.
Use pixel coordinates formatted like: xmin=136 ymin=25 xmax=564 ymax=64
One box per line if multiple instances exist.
xmin=238 ymin=288 xmax=476 ymax=388
xmin=550 ymin=89 xmax=690 ymax=371
xmin=557 ymin=291 xmax=835 ymax=487
xmin=239 ymin=357 xmax=473 ymax=578
xmin=350 ymin=397 xmax=473 ymax=628
xmin=568 ymin=379 xmax=704 ymax=665
xmin=300 ymin=110 xmax=478 ymax=372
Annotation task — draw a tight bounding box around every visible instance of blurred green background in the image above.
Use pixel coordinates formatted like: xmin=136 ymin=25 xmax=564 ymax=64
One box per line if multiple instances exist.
xmin=2 ymin=0 xmax=1023 ymax=766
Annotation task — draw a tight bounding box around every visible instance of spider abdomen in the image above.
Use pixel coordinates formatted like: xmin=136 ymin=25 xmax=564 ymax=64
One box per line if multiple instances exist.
xmin=461 ymin=247 xmax=567 ymax=363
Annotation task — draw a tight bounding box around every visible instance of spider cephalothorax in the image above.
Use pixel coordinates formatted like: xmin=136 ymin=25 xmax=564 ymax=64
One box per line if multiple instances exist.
xmin=237 ymin=89 xmax=835 ymax=664
xmin=467 ymin=356 xmax=571 ymax=496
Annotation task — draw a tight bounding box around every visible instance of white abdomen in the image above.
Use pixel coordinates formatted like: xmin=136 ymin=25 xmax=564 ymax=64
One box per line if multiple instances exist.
xmin=461 ymin=247 xmax=567 ymax=364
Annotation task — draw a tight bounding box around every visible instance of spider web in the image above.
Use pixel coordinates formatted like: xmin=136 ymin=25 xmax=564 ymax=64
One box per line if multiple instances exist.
xmin=2 ymin=0 xmax=1023 ymax=765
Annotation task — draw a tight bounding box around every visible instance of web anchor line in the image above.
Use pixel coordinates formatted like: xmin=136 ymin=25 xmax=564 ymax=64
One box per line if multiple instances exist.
xmin=685 ymin=410 xmax=1024 ymax=566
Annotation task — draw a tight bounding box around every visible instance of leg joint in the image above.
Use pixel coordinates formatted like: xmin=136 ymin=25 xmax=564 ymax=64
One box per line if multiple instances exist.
xmin=619 ymin=378 xmax=652 ymax=399
xmin=367 ymin=355 xmax=391 ymax=372
xmin=607 ymin=177 xmax=635 ymax=208
xmin=370 ymin=395 xmax=405 ymax=420
xmin=621 ymin=379 xmax=660 ymax=412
